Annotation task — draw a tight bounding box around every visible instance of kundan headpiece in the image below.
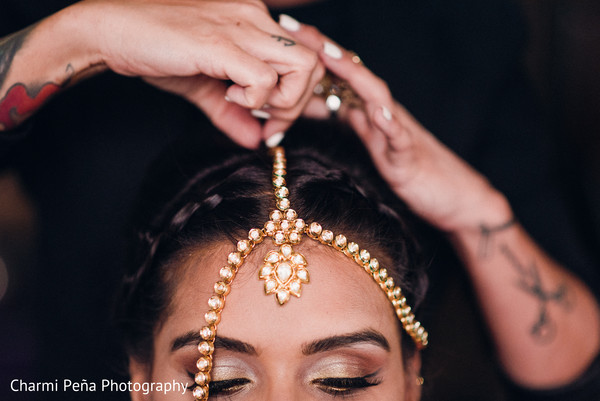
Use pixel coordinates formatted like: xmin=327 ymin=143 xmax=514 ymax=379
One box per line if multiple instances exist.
xmin=192 ymin=147 xmax=428 ymax=400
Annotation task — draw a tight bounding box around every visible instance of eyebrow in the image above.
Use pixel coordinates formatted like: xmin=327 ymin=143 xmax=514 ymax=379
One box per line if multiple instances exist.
xmin=171 ymin=331 xmax=258 ymax=355
xmin=302 ymin=329 xmax=390 ymax=355
xmin=171 ymin=328 xmax=390 ymax=356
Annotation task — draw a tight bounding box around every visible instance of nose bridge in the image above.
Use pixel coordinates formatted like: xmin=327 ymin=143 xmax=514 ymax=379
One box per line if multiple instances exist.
xmin=264 ymin=383 xmax=304 ymax=401
xmin=262 ymin=358 xmax=304 ymax=401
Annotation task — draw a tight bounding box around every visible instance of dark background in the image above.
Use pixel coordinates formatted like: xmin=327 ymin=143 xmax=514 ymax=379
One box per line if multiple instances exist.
xmin=1 ymin=1 xmax=599 ymax=400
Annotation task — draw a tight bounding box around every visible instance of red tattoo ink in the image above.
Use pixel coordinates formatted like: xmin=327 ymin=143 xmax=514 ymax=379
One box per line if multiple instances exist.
xmin=0 ymin=82 xmax=60 ymax=130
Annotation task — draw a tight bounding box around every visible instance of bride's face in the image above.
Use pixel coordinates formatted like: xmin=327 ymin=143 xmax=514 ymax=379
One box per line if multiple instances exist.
xmin=130 ymin=241 xmax=418 ymax=400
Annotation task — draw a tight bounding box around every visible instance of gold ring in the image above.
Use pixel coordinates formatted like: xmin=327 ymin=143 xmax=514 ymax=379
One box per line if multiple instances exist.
xmin=314 ymin=72 xmax=363 ymax=112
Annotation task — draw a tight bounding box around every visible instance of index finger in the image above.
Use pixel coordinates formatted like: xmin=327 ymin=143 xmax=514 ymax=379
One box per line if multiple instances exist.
xmin=278 ymin=15 xmax=394 ymax=107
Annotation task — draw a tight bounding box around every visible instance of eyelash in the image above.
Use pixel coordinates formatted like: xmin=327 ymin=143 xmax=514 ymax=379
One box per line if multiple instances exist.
xmin=187 ymin=372 xmax=381 ymax=398
xmin=187 ymin=373 xmax=251 ymax=397
xmin=312 ymin=372 xmax=382 ymax=397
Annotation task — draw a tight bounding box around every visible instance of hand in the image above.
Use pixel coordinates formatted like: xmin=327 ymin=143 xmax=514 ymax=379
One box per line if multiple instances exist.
xmin=72 ymin=0 xmax=323 ymax=147
xmin=280 ymin=16 xmax=512 ymax=232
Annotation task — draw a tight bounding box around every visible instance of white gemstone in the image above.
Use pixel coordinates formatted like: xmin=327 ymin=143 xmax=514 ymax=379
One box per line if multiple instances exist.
xmin=385 ymin=277 xmax=394 ymax=289
xmin=270 ymin=210 xmax=283 ymax=221
xmin=309 ymin=222 xmax=322 ymax=236
xmin=286 ymin=209 xmax=297 ymax=220
xmin=276 ymin=262 xmax=292 ymax=283
xmin=280 ymin=219 xmax=291 ymax=231
xmin=265 ymin=221 xmax=277 ymax=234
xmin=277 ymin=198 xmax=290 ymax=210
xmin=281 ymin=244 xmax=293 ymax=258
xmin=297 ymin=268 xmax=309 ymax=283
xmin=265 ymin=280 xmax=277 ymax=293
xmin=277 ymin=290 xmax=290 ymax=304
xmin=205 ymin=310 xmax=219 ymax=325
xmin=289 ymin=280 xmax=301 ymax=295
xmin=259 ymin=265 xmax=273 ymax=277
xmin=335 ymin=234 xmax=347 ymax=247
xmin=208 ymin=295 xmax=223 ymax=310
xmin=320 ymin=230 xmax=334 ymax=243
xmin=266 ymin=251 xmax=280 ymax=264
xmin=228 ymin=252 xmax=242 ymax=266
xmin=292 ymin=253 xmax=307 ymax=266
xmin=347 ymin=242 xmax=359 ymax=254
xmin=220 ymin=266 xmax=234 ymax=281
xmin=193 ymin=386 xmax=206 ymax=399
xmin=276 ymin=186 xmax=289 ymax=198
xmin=195 ymin=372 xmax=209 ymax=385
xmin=295 ymin=219 xmax=306 ymax=230
xmin=200 ymin=326 xmax=214 ymax=340
xmin=273 ymin=176 xmax=286 ymax=187
xmin=274 ymin=231 xmax=286 ymax=244
xmin=326 ymin=94 xmax=342 ymax=111
xmin=249 ymin=228 xmax=262 ymax=240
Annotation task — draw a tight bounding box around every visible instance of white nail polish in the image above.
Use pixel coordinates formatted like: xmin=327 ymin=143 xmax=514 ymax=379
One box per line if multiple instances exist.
xmin=251 ymin=109 xmax=271 ymax=119
xmin=382 ymin=106 xmax=392 ymax=121
xmin=323 ymin=42 xmax=343 ymax=59
xmin=265 ymin=132 xmax=285 ymax=148
xmin=279 ymin=14 xmax=300 ymax=32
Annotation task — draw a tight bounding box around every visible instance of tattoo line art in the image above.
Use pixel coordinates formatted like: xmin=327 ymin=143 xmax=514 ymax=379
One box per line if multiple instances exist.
xmin=478 ymin=217 xmax=517 ymax=259
xmin=500 ymin=244 xmax=572 ymax=344
xmin=0 ymin=26 xmax=34 ymax=89
xmin=271 ymin=35 xmax=296 ymax=47
xmin=0 ymin=64 xmax=74 ymax=130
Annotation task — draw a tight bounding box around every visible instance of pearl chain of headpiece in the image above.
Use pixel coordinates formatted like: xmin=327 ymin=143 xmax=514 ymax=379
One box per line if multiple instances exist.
xmin=192 ymin=147 xmax=428 ymax=400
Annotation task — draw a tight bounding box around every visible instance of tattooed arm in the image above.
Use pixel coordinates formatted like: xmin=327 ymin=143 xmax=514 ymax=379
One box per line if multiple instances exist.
xmin=0 ymin=0 xmax=323 ymax=146
xmin=282 ymin=20 xmax=600 ymax=389
xmin=0 ymin=22 xmax=104 ymax=132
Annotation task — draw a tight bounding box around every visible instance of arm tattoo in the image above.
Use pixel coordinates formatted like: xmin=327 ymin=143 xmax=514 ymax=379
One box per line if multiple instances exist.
xmin=478 ymin=217 xmax=517 ymax=259
xmin=0 ymin=26 xmax=34 ymax=89
xmin=500 ymin=244 xmax=572 ymax=344
xmin=0 ymin=27 xmax=73 ymax=130
xmin=271 ymin=35 xmax=296 ymax=47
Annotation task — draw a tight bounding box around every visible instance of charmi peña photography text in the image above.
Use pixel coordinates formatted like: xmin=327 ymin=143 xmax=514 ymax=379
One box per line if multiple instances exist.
xmin=10 ymin=379 xmax=189 ymax=395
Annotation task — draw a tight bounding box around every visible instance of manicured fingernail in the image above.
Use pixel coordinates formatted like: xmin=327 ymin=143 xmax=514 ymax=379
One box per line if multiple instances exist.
xmin=279 ymin=14 xmax=300 ymax=32
xmin=265 ymin=132 xmax=285 ymax=148
xmin=323 ymin=42 xmax=343 ymax=59
xmin=225 ymin=95 xmax=232 ymax=102
xmin=251 ymin=109 xmax=271 ymax=119
xmin=382 ymin=106 xmax=392 ymax=121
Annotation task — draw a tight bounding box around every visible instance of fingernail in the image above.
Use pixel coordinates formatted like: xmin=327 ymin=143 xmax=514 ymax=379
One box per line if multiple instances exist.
xmin=381 ymin=106 xmax=392 ymax=121
xmin=265 ymin=132 xmax=285 ymax=148
xmin=225 ymin=95 xmax=232 ymax=102
xmin=279 ymin=14 xmax=300 ymax=32
xmin=251 ymin=109 xmax=271 ymax=119
xmin=323 ymin=41 xmax=343 ymax=59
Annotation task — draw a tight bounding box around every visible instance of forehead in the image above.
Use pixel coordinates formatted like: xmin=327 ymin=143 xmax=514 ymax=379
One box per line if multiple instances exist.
xmin=161 ymin=241 xmax=401 ymax=352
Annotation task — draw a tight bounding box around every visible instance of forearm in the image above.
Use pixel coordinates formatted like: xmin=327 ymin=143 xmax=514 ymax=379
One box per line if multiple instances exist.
xmin=450 ymin=192 xmax=600 ymax=388
xmin=0 ymin=4 xmax=106 ymax=131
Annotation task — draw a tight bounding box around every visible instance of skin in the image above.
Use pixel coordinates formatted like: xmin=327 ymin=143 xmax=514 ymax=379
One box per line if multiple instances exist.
xmin=0 ymin=0 xmax=324 ymax=143
xmin=2 ymin=0 xmax=597 ymax=389
xmin=129 ymin=242 xmax=421 ymax=400
xmin=282 ymin=20 xmax=600 ymax=387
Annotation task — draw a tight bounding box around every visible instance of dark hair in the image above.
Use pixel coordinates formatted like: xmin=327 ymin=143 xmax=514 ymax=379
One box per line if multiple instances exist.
xmin=115 ymin=120 xmax=428 ymax=365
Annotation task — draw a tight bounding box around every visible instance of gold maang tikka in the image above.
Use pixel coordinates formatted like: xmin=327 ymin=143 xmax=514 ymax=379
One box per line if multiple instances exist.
xmin=192 ymin=147 xmax=428 ymax=400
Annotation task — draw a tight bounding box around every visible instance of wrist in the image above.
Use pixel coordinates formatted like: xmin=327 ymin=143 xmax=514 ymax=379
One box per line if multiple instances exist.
xmin=40 ymin=3 xmax=108 ymax=84
xmin=447 ymin=189 xmax=514 ymax=241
